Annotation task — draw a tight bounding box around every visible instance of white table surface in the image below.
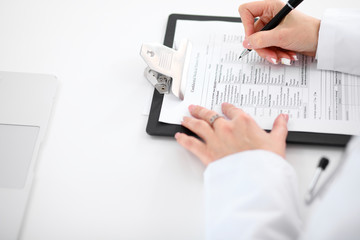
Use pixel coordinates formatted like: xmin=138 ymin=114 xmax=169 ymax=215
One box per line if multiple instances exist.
xmin=1 ymin=0 xmax=359 ymax=239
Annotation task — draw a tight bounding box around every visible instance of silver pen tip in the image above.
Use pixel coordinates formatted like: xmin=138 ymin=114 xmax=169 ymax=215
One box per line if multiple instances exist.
xmin=239 ymin=49 xmax=251 ymax=60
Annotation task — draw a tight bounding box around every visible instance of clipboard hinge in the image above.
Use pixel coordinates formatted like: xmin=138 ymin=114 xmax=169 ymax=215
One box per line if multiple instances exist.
xmin=144 ymin=67 xmax=171 ymax=94
xmin=140 ymin=39 xmax=192 ymax=100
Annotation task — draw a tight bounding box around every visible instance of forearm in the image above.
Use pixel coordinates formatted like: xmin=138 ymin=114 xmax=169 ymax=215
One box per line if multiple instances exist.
xmin=204 ymin=150 xmax=302 ymax=240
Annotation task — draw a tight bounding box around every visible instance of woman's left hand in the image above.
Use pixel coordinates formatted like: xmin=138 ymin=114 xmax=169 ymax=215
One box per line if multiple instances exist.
xmin=175 ymin=103 xmax=289 ymax=166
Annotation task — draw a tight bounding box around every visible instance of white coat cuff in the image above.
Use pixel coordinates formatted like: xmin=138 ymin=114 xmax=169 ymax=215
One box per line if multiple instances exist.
xmin=317 ymin=9 xmax=360 ymax=76
xmin=204 ymin=150 xmax=294 ymax=180
xmin=204 ymin=150 xmax=301 ymax=240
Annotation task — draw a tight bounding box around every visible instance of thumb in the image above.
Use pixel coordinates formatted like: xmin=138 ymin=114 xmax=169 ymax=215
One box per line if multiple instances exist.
xmin=245 ymin=30 xmax=281 ymax=49
xmin=271 ymin=114 xmax=289 ymax=142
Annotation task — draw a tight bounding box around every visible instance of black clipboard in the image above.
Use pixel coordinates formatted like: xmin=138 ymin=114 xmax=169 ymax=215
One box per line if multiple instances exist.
xmin=146 ymin=13 xmax=351 ymax=147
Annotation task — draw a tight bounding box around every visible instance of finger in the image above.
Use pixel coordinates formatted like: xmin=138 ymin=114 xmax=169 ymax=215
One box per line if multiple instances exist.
xmin=188 ymin=105 xmax=225 ymax=127
xmin=256 ymin=48 xmax=297 ymax=65
xmin=253 ymin=17 xmax=268 ymax=33
xmin=181 ymin=116 xmax=214 ymax=140
xmin=254 ymin=47 xmax=279 ymax=64
xmin=175 ymin=132 xmax=210 ymax=165
xmin=274 ymin=49 xmax=292 ymax=66
xmin=221 ymin=103 xmax=245 ymax=120
xmin=246 ymin=28 xmax=286 ymax=50
xmin=238 ymin=1 xmax=268 ymax=37
xmin=270 ymin=114 xmax=289 ymax=142
xmin=286 ymin=51 xmax=298 ymax=61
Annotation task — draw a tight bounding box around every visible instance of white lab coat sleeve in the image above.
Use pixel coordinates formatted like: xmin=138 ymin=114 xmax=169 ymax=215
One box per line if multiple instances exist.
xmin=317 ymin=9 xmax=360 ymax=76
xmin=204 ymin=150 xmax=302 ymax=240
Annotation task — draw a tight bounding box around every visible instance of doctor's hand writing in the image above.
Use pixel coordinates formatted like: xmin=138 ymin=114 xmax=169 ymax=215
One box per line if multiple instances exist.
xmin=239 ymin=0 xmax=320 ymax=64
xmin=175 ymin=103 xmax=289 ymax=166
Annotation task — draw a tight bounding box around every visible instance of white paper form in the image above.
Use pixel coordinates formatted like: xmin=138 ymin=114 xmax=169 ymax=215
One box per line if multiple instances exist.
xmin=160 ymin=20 xmax=360 ymax=135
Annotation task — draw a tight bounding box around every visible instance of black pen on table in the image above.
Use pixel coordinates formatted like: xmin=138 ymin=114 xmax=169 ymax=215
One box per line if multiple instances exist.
xmin=239 ymin=0 xmax=304 ymax=59
xmin=305 ymin=157 xmax=330 ymax=204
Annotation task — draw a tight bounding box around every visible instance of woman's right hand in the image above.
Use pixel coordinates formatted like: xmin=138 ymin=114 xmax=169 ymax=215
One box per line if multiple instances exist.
xmin=238 ymin=0 xmax=321 ymax=64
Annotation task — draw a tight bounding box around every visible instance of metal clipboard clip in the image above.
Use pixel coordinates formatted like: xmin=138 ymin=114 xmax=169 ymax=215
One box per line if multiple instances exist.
xmin=140 ymin=39 xmax=192 ymax=100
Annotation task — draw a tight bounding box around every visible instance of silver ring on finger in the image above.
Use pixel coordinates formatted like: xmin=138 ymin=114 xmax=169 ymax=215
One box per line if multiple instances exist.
xmin=209 ymin=114 xmax=222 ymax=127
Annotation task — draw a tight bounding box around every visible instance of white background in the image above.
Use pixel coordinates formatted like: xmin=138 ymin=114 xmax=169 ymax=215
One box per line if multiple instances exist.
xmin=1 ymin=0 xmax=359 ymax=239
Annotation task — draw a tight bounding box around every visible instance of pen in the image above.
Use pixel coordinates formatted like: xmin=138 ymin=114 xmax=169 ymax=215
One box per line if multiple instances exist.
xmin=239 ymin=0 xmax=304 ymax=59
xmin=305 ymin=157 xmax=330 ymax=204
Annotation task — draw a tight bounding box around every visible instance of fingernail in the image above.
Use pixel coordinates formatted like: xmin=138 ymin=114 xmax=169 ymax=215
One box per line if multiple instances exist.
xmin=243 ymin=39 xmax=252 ymax=49
xmin=281 ymin=58 xmax=291 ymax=66
xmin=266 ymin=57 xmax=278 ymax=64
xmin=174 ymin=132 xmax=180 ymax=139
xmin=188 ymin=105 xmax=195 ymax=113
xmin=283 ymin=114 xmax=289 ymax=122
xmin=182 ymin=116 xmax=190 ymax=123
xmin=292 ymin=55 xmax=298 ymax=61
xmin=271 ymin=58 xmax=279 ymax=64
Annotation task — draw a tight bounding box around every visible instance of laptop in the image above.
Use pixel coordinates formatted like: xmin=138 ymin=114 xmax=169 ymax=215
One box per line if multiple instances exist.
xmin=0 ymin=71 xmax=57 ymax=240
